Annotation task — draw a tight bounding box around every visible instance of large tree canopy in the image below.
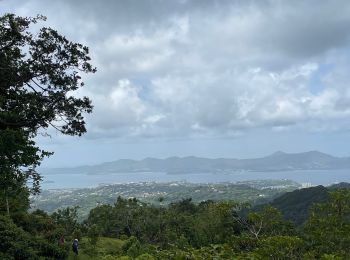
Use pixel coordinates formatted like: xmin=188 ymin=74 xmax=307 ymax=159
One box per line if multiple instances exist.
xmin=0 ymin=14 xmax=95 ymax=135
xmin=0 ymin=13 xmax=95 ymax=212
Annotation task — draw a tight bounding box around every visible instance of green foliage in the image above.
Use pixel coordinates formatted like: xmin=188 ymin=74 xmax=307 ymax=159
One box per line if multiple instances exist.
xmin=0 ymin=183 xmax=30 ymax=223
xmin=303 ymin=189 xmax=350 ymax=258
xmin=0 ymin=215 xmax=67 ymax=259
xmin=0 ymin=13 xmax=95 ymax=199
xmin=0 ymin=186 xmax=339 ymax=259
xmin=229 ymin=234 xmax=258 ymax=252
xmin=0 ymin=13 xmax=95 ymax=135
xmin=52 ymin=206 xmax=79 ymax=235
xmin=88 ymin=224 xmax=100 ymax=247
xmin=259 ymin=185 xmax=329 ymax=225
xmin=72 ymin=227 xmax=83 ymax=241
xmin=79 ymin=188 xmax=350 ymax=259
xmin=20 ymin=209 xmax=59 ymax=243
xmin=122 ymin=236 xmax=142 ymax=258
xmin=255 ymin=236 xmax=304 ymax=259
xmin=85 ymin=196 xmax=299 ymax=258
xmin=320 ymin=254 xmax=343 ymax=260
xmin=0 ymin=215 xmax=37 ymax=259
xmin=135 ymin=253 xmax=155 ymax=260
xmin=0 ymin=12 xmax=95 ymax=260
xmin=0 ymin=128 xmax=44 ymax=219
xmin=233 ymin=204 xmax=294 ymax=240
xmin=0 ymin=13 xmax=95 ymax=231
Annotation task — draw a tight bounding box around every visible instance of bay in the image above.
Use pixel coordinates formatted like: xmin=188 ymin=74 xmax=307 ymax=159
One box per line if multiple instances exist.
xmin=40 ymin=169 xmax=350 ymax=189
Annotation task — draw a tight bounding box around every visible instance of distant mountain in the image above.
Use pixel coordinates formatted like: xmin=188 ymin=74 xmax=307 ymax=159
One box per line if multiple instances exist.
xmin=39 ymin=151 xmax=350 ymax=175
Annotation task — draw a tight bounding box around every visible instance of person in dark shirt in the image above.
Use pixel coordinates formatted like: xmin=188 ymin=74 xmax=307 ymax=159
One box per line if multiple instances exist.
xmin=72 ymin=238 xmax=78 ymax=255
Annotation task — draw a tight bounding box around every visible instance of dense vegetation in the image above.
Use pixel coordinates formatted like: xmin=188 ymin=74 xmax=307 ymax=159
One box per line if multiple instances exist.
xmin=80 ymin=188 xmax=350 ymax=259
xmin=2 ymin=185 xmax=350 ymax=259
xmin=254 ymin=185 xmax=330 ymax=226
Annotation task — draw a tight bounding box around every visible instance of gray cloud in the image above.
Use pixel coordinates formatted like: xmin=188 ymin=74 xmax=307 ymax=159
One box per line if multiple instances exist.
xmin=2 ymin=0 xmax=350 ymax=140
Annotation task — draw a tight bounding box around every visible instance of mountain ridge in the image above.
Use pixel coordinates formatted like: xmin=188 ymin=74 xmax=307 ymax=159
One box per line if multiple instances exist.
xmin=39 ymin=151 xmax=350 ymax=175
xmin=254 ymin=182 xmax=350 ymax=225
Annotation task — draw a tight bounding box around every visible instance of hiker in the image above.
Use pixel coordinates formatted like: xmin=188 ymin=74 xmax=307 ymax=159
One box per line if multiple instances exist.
xmin=72 ymin=238 xmax=79 ymax=255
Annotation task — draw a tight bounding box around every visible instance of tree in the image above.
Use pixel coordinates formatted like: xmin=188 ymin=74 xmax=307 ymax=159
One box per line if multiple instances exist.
xmin=0 ymin=13 xmax=95 ymax=213
xmin=0 ymin=128 xmax=45 ymax=215
xmin=0 ymin=14 xmax=95 ymax=134
xmin=88 ymin=224 xmax=100 ymax=247
xmin=254 ymin=235 xmax=304 ymax=259
xmin=0 ymin=215 xmax=67 ymax=259
xmin=304 ymin=189 xmax=350 ymax=258
xmin=0 ymin=215 xmax=38 ymax=259
xmin=232 ymin=205 xmax=294 ymax=240
xmin=52 ymin=206 xmax=79 ymax=236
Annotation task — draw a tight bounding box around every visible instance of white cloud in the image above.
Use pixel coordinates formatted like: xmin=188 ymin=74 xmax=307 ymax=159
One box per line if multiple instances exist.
xmin=3 ymin=0 xmax=350 ymax=140
xmin=89 ymin=80 xmax=146 ymax=129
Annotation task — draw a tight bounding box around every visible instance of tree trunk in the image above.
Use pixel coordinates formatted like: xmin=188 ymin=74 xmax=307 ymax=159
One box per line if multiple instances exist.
xmin=5 ymin=190 xmax=10 ymax=216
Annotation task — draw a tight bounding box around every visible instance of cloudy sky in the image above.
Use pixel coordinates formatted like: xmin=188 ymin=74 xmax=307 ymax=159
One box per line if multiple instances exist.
xmin=2 ymin=0 xmax=350 ymax=166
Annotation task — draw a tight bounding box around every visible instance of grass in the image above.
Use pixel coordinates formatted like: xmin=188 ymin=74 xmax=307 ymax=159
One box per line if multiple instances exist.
xmin=67 ymin=237 xmax=126 ymax=260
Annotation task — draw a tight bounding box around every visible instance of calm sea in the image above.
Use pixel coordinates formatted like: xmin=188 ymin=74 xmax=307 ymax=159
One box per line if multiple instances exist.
xmin=40 ymin=169 xmax=350 ymax=189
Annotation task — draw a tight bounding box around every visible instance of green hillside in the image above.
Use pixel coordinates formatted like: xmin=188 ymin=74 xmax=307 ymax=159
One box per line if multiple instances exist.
xmin=255 ymin=185 xmax=329 ymax=225
xmin=31 ymin=180 xmax=299 ymax=220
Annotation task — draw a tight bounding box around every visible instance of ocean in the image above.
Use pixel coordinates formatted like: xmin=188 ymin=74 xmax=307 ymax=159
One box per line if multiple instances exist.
xmin=40 ymin=169 xmax=350 ymax=189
